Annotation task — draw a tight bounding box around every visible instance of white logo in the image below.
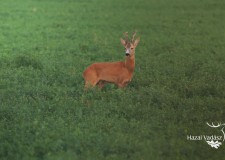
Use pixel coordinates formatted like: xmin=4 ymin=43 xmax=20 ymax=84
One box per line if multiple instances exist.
xmin=206 ymin=122 xmax=225 ymax=149
xmin=187 ymin=122 xmax=225 ymax=149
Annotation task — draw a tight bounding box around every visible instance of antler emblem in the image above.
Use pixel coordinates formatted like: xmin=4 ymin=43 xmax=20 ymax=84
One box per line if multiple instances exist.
xmin=206 ymin=122 xmax=225 ymax=149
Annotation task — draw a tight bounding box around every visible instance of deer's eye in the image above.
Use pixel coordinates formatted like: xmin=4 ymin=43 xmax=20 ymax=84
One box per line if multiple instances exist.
xmin=131 ymin=48 xmax=134 ymax=50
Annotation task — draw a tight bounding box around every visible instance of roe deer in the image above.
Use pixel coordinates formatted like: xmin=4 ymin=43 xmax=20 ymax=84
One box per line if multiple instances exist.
xmin=83 ymin=32 xmax=140 ymax=89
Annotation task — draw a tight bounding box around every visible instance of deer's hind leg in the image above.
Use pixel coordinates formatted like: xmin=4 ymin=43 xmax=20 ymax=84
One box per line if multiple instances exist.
xmin=83 ymin=69 xmax=99 ymax=90
xmin=97 ymin=80 xmax=106 ymax=89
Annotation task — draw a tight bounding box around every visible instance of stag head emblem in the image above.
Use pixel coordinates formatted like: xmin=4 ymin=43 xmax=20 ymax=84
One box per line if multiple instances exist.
xmin=206 ymin=122 xmax=225 ymax=149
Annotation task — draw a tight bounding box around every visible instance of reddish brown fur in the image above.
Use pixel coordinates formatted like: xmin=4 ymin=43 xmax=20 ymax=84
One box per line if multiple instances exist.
xmin=83 ymin=32 xmax=140 ymax=89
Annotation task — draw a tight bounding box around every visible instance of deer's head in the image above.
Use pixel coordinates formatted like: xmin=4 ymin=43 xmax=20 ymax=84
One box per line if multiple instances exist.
xmin=120 ymin=32 xmax=140 ymax=57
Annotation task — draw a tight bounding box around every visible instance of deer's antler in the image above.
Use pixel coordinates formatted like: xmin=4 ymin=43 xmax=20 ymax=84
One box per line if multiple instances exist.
xmin=131 ymin=31 xmax=136 ymax=42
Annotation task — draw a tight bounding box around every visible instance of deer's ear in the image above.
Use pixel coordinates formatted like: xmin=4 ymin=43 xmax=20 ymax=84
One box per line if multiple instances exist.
xmin=134 ymin=37 xmax=140 ymax=47
xmin=120 ymin=38 xmax=126 ymax=46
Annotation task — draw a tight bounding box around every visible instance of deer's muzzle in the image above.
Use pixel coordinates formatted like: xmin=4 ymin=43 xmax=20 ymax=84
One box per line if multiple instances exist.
xmin=125 ymin=49 xmax=130 ymax=56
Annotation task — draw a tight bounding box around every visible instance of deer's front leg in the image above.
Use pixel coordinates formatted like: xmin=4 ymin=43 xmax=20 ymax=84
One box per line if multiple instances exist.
xmin=117 ymin=81 xmax=129 ymax=88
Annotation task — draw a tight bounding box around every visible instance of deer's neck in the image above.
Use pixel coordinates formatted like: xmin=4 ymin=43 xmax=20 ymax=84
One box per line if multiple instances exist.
xmin=124 ymin=55 xmax=135 ymax=73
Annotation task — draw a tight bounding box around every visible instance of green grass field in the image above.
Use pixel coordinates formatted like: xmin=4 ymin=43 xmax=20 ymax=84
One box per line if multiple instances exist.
xmin=1 ymin=0 xmax=225 ymax=159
